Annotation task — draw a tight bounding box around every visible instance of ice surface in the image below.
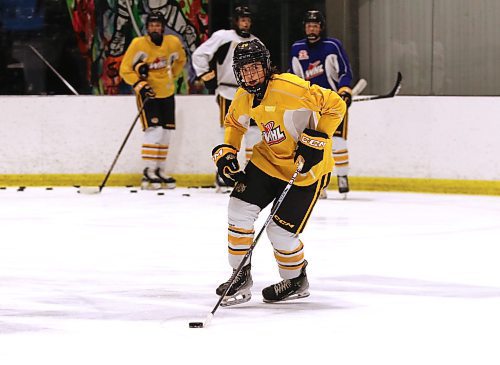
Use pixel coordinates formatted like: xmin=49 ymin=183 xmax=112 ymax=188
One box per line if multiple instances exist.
xmin=1 ymin=187 xmax=500 ymax=365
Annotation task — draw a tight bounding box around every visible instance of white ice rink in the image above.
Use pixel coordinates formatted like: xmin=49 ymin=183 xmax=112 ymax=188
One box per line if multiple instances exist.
xmin=1 ymin=187 xmax=500 ymax=365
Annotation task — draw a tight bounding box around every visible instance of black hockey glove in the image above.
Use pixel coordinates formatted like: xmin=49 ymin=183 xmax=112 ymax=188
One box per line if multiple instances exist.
xmin=212 ymin=144 xmax=245 ymax=186
xmin=133 ymin=60 xmax=149 ymax=80
xmin=200 ymin=70 xmax=217 ymax=91
xmin=294 ymin=128 xmax=329 ymax=174
xmin=133 ymin=80 xmax=156 ymax=99
xmin=338 ymin=87 xmax=352 ymax=108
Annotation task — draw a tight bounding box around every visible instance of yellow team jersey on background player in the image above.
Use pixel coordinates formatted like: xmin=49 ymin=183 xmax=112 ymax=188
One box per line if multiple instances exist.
xmin=120 ymin=35 xmax=186 ymax=98
xmin=224 ymin=73 xmax=346 ymax=186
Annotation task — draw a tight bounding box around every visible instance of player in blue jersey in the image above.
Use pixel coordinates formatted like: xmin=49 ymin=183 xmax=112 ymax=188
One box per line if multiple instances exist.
xmin=289 ymin=10 xmax=353 ymax=198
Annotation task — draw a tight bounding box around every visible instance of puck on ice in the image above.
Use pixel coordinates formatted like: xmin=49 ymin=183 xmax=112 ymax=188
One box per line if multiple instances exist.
xmin=189 ymin=322 xmax=203 ymax=328
xmin=157 ymin=192 xmax=164 ymax=196
xmin=130 ymin=190 xmax=138 ymax=193
xmin=182 ymin=193 xmax=190 ymax=197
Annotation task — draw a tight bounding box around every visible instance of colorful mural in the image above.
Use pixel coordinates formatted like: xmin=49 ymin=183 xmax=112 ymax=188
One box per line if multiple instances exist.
xmin=66 ymin=0 xmax=209 ymax=95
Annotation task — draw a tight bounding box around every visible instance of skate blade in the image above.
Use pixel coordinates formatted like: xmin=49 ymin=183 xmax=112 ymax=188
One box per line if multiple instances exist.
xmin=162 ymin=182 xmax=176 ymax=189
xmin=141 ymin=183 xmax=162 ymax=190
xmin=221 ymin=291 xmax=252 ymax=307
xmin=263 ymin=290 xmax=310 ymax=304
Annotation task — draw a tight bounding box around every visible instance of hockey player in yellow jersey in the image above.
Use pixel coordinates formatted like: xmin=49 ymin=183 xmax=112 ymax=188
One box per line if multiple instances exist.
xmin=120 ymin=12 xmax=186 ymax=189
xmin=212 ymin=40 xmax=346 ymax=305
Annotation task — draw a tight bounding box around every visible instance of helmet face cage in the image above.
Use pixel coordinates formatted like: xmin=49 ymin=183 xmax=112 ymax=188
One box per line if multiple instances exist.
xmin=233 ymin=40 xmax=271 ymax=95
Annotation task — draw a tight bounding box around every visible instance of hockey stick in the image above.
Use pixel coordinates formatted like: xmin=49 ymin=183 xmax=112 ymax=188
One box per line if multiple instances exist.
xmin=79 ymin=98 xmax=150 ymax=194
xmin=352 ymin=72 xmax=402 ymax=103
xmin=352 ymin=78 xmax=367 ymax=96
xmin=189 ymin=158 xmax=305 ymax=328
xmin=28 ymin=45 xmax=79 ymax=95
xmin=124 ymin=0 xmax=142 ymax=36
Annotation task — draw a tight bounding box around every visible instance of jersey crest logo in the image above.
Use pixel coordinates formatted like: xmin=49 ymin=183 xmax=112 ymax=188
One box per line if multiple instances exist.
xmin=298 ymin=50 xmax=309 ymax=60
xmin=262 ymin=121 xmax=286 ymax=145
xmin=305 ymin=61 xmax=324 ymax=80
xmin=149 ymin=57 xmax=168 ymax=70
xmin=234 ymin=182 xmax=246 ymax=193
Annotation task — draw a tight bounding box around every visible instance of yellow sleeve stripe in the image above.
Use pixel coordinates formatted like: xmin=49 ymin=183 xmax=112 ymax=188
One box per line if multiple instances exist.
xmin=274 ymin=242 xmax=304 ymax=255
xmin=228 ymin=248 xmax=248 ymax=256
xmin=333 ymin=155 xmax=348 ymax=163
xmin=228 ymin=235 xmax=253 ymax=246
xmin=274 ymin=252 xmax=304 ymax=263
xmin=228 ymin=226 xmax=255 ymax=235
xmin=278 ymin=261 xmax=305 ymax=270
xmin=142 ymin=150 xmax=168 ymax=156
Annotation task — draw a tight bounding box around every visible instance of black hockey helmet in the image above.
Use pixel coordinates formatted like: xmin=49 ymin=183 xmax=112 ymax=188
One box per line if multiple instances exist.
xmin=303 ymin=10 xmax=325 ymax=42
xmin=303 ymin=10 xmax=325 ymax=28
xmin=233 ymin=6 xmax=252 ymax=21
xmin=233 ymin=40 xmax=271 ymax=98
xmin=232 ymin=6 xmax=252 ymax=38
xmin=146 ymin=11 xmax=165 ymax=27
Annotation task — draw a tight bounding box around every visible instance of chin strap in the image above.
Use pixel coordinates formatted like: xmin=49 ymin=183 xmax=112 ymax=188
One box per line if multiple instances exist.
xmin=236 ymin=29 xmax=251 ymax=38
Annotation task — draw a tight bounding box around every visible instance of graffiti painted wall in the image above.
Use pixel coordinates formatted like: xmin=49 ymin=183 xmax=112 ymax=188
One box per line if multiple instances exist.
xmin=66 ymin=0 xmax=208 ymax=95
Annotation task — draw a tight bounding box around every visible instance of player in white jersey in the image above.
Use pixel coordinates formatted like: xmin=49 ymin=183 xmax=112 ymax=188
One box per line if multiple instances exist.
xmin=192 ymin=6 xmax=261 ymax=191
xmin=211 ymin=40 xmax=346 ymax=305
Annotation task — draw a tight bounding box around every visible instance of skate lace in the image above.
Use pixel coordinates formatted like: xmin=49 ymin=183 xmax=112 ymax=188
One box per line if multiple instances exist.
xmin=274 ymin=279 xmax=291 ymax=294
xmin=225 ymin=268 xmax=244 ymax=286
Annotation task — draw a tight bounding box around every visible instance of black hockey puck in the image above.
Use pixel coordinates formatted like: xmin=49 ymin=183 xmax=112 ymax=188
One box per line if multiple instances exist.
xmin=189 ymin=322 xmax=203 ymax=328
xmin=157 ymin=192 xmax=164 ymax=196
xmin=130 ymin=190 xmax=138 ymax=193
xmin=182 ymin=193 xmax=190 ymax=197
xmin=46 ymin=187 xmax=53 ymax=190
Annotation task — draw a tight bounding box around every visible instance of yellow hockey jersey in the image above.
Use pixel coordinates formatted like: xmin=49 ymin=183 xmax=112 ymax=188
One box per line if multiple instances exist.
xmin=224 ymin=73 xmax=346 ymax=186
xmin=120 ymin=35 xmax=186 ymax=98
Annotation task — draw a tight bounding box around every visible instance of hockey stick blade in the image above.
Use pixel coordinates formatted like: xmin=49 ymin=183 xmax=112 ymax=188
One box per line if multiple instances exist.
xmin=353 ymin=72 xmax=402 ymax=103
xmin=352 ymin=78 xmax=367 ymax=96
xmin=78 ymin=186 xmax=102 ymax=194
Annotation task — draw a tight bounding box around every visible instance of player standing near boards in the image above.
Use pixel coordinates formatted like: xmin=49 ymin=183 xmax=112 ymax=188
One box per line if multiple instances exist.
xmin=192 ymin=6 xmax=261 ymax=192
xmin=211 ymin=40 xmax=346 ymax=305
xmin=120 ymin=12 xmax=186 ymax=190
xmin=290 ymin=10 xmax=353 ymax=198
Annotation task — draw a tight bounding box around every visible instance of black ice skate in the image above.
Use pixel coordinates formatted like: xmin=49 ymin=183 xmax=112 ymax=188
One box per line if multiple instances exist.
xmin=262 ymin=260 xmax=310 ymax=303
xmin=216 ymin=263 xmax=253 ymax=307
xmin=141 ymin=167 xmax=162 ymax=190
xmin=337 ymin=175 xmax=349 ymax=198
xmin=155 ymin=168 xmax=176 ymax=189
